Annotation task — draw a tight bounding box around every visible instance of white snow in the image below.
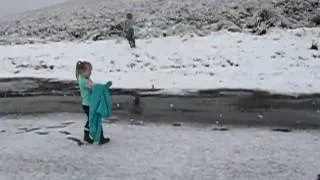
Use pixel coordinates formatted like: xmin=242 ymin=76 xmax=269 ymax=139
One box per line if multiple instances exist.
xmin=0 ymin=113 xmax=319 ymax=180
xmin=0 ymin=28 xmax=320 ymax=94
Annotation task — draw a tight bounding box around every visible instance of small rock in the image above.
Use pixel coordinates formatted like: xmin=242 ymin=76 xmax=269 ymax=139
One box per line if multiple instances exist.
xmin=34 ymin=65 xmax=41 ymax=70
xmin=136 ymin=121 xmax=144 ymax=126
xmin=0 ymin=130 xmax=5 ymax=133
xmin=212 ymin=127 xmax=229 ymax=131
xmin=275 ymin=52 xmax=282 ymax=56
xmin=310 ymin=41 xmax=318 ymax=50
xmin=14 ymin=70 xmax=20 ymax=74
xmin=294 ymin=32 xmax=303 ymax=37
xmin=257 ymin=114 xmax=263 ymax=119
xmin=273 ymin=37 xmax=280 ymax=41
xmin=130 ymin=119 xmax=144 ymax=126
xmin=228 ymin=26 xmax=241 ymax=33
xmin=272 ymin=128 xmax=292 ymax=133
xmin=49 ymin=65 xmax=54 ymax=70
xmin=226 ymin=60 xmax=234 ymax=66
xmin=182 ymin=38 xmax=188 ymax=42
xmin=173 ymin=122 xmax=182 ymax=127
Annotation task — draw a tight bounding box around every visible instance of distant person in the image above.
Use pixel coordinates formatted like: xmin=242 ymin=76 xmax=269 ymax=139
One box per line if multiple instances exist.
xmin=75 ymin=61 xmax=110 ymax=145
xmin=121 ymin=13 xmax=136 ymax=48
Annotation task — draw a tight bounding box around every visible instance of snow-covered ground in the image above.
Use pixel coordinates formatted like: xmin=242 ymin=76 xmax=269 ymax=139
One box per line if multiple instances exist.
xmin=0 ymin=28 xmax=319 ymax=94
xmin=0 ymin=113 xmax=319 ymax=180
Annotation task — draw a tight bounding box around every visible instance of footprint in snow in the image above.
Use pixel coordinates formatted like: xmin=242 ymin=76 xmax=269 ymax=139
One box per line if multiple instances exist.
xmin=46 ymin=125 xmax=67 ymax=129
xmin=16 ymin=127 xmax=41 ymax=134
xmin=59 ymin=131 xmax=71 ymax=135
xmin=35 ymin=132 xmax=49 ymax=135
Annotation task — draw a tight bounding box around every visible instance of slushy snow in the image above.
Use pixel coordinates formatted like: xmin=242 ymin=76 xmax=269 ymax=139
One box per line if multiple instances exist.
xmin=0 ymin=28 xmax=320 ymax=94
xmin=0 ymin=113 xmax=319 ymax=180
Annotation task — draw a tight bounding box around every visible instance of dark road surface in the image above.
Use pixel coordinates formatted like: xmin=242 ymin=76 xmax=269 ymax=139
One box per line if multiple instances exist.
xmin=0 ymin=78 xmax=320 ymax=128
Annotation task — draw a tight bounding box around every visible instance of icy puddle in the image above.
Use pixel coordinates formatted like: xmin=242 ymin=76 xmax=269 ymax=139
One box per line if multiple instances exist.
xmin=0 ymin=113 xmax=319 ymax=180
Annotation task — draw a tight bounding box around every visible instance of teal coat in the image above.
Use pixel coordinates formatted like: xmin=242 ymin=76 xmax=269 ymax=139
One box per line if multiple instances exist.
xmin=89 ymin=81 xmax=112 ymax=143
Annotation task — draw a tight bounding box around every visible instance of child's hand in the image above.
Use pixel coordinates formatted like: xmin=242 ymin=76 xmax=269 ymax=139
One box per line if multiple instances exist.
xmin=88 ymin=80 xmax=94 ymax=89
xmin=106 ymin=81 xmax=112 ymax=88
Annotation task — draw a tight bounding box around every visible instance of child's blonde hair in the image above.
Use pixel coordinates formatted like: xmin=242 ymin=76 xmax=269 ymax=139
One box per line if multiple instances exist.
xmin=75 ymin=61 xmax=92 ymax=79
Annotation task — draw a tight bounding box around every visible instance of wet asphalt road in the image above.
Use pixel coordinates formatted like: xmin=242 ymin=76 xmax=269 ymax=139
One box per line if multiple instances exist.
xmin=0 ymin=78 xmax=320 ymax=128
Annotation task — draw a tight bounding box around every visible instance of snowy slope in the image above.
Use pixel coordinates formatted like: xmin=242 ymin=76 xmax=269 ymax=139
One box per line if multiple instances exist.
xmin=0 ymin=28 xmax=319 ymax=94
xmin=0 ymin=114 xmax=319 ymax=180
xmin=0 ymin=0 xmax=319 ymax=45
xmin=0 ymin=0 xmax=71 ymax=17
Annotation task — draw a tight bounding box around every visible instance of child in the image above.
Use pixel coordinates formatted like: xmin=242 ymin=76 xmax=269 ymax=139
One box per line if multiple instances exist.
xmin=122 ymin=13 xmax=136 ymax=48
xmin=75 ymin=61 xmax=110 ymax=144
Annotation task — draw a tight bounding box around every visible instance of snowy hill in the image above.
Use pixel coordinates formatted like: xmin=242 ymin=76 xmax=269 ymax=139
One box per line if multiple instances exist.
xmin=0 ymin=0 xmax=319 ymax=45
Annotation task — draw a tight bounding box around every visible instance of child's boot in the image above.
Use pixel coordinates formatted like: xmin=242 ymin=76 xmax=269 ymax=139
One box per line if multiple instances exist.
xmin=83 ymin=130 xmax=93 ymax=144
xmin=99 ymin=130 xmax=110 ymax=145
xmin=99 ymin=137 xmax=110 ymax=145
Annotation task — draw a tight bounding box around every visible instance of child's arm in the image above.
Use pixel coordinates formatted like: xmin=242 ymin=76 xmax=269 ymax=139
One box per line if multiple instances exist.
xmin=88 ymin=79 xmax=94 ymax=89
xmin=106 ymin=81 xmax=112 ymax=88
xmin=79 ymin=77 xmax=93 ymax=90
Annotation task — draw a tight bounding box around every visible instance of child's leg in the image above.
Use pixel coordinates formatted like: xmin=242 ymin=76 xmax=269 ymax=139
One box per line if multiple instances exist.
xmin=82 ymin=105 xmax=93 ymax=143
xmin=99 ymin=127 xmax=110 ymax=145
xmin=130 ymin=28 xmax=136 ymax=48
xmin=126 ymin=28 xmax=136 ymax=48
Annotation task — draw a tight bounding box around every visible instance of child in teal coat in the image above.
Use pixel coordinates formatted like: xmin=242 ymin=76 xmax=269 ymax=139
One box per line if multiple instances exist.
xmin=75 ymin=61 xmax=111 ymax=145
